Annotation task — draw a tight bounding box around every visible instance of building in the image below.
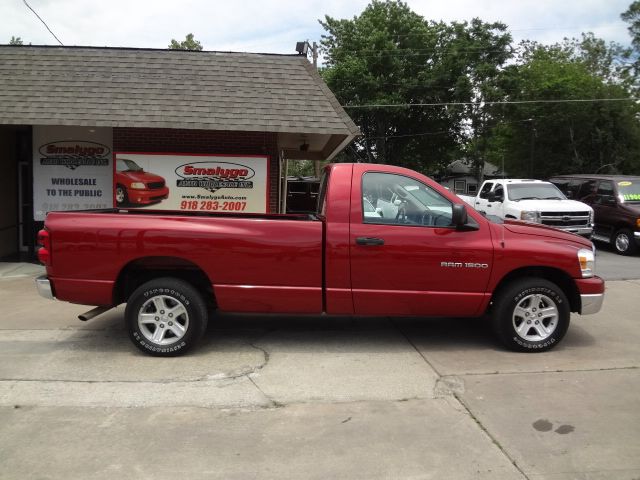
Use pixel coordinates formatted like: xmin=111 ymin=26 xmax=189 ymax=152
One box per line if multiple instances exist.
xmin=0 ymin=45 xmax=359 ymax=259
xmin=438 ymin=159 xmax=506 ymax=195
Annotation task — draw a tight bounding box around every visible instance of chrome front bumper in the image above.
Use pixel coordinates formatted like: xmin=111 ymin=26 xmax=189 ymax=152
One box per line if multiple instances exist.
xmin=557 ymin=226 xmax=593 ymax=237
xmin=35 ymin=275 xmax=55 ymax=300
xmin=580 ymin=293 xmax=604 ymax=315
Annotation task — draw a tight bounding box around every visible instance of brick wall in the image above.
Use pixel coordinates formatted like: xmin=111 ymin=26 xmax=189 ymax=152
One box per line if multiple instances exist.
xmin=113 ymin=127 xmax=280 ymax=212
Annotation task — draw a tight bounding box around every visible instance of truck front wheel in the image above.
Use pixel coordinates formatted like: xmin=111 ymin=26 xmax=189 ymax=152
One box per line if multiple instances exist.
xmin=125 ymin=277 xmax=208 ymax=356
xmin=491 ymin=278 xmax=570 ymax=352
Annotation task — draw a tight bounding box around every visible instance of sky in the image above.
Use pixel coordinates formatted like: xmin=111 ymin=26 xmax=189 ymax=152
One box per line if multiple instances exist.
xmin=1 ymin=0 xmax=634 ymax=57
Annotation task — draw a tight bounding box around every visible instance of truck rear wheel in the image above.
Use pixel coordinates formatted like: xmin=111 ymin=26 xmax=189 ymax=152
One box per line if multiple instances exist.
xmin=491 ymin=278 xmax=570 ymax=352
xmin=125 ymin=277 xmax=208 ymax=356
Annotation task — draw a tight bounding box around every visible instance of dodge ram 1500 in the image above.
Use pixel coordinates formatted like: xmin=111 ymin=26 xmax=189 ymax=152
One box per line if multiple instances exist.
xmin=36 ymin=163 xmax=605 ymax=356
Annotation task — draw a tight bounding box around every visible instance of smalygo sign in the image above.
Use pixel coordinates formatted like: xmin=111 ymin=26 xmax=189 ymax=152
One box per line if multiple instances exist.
xmin=113 ymin=153 xmax=269 ymax=214
xmin=32 ymin=126 xmax=114 ymax=221
xmin=175 ymin=162 xmax=255 ymax=193
xmin=39 ymin=141 xmax=111 ymax=169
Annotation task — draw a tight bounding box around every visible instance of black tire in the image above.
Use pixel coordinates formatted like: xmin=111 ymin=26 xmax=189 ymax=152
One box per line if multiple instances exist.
xmin=491 ymin=278 xmax=570 ymax=352
xmin=125 ymin=277 xmax=208 ymax=356
xmin=612 ymin=229 xmax=637 ymax=256
xmin=115 ymin=184 xmax=128 ymax=207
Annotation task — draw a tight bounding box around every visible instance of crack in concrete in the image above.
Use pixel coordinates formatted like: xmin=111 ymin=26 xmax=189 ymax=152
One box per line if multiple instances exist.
xmin=393 ymin=318 xmax=530 ymax=480
xmin=454 ymin=392 xmax=531 ymax=480
xmin=455 ymin=366 xmax=638 ymax=377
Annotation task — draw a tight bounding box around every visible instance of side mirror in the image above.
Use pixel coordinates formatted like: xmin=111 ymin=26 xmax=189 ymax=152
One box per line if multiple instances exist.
xmin=602 ymin=196 xmax=616 ymax=206
xmin=452 ymin=204 xmax=468 ymax=227
xmin=486 ymin=192 xmax=496 ymax=202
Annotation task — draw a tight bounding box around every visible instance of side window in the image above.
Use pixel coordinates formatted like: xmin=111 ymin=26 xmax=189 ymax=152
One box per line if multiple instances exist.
xmin=493 ymin=185 xmax=504 ymax=201
xmin=549 ymin=179 xmax=569 ymax=195
xmin=567 ymin=180 xmax=582 ymax=198
xmin=479 ymin=182 xmax=494 ymax=199
xmin=577 ymin=180 xmax=596 ymax=199
xmin=596 ymin=181 xmax=614 ymax=196
xmin=317 ymin=171 xmax=329 ymax=215
xmin=595 ymin=180 xmax=615 ymax=205
xmin=362 ymin=172 xmax=453 ymax=227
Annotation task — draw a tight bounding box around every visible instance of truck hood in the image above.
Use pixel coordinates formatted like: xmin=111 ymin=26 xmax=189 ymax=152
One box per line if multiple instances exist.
xmin=621 ymin=202 xmax=640 ymax=214
xmin=503 ymin=220 xmax=593 ymax=248
xmin=513 ymin=198 xmax=592 ymax=212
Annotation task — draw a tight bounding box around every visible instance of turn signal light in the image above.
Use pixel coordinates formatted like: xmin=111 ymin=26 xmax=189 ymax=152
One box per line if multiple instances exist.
xmin=37 ymin=229 xmax=51 ymax=266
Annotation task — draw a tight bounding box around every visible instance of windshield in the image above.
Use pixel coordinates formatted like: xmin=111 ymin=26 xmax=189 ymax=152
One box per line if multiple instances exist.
xmin=116 ymin=158 xmax=143 ymax=172
xmin=617 ymin=179 xmax=640 ymax=203
xmin=507 ymin=183 xmax=566 ymax=201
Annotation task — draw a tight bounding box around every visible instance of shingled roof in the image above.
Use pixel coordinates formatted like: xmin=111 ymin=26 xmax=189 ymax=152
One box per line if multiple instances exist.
xmin=0 ymin=46 xmax=359 ymax=139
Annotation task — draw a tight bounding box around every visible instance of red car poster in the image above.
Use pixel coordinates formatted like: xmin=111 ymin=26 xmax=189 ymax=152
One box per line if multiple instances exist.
xmin=113 ymin=153 xmax=269 ymax=213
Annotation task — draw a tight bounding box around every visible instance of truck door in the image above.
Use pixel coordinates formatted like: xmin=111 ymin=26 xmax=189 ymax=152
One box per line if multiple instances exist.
xmin=350 ymin=169 xmax=494 ymax=317
xmin=475 ymin=181 xmax=494 ymax=213
xmin=484 ymin=184 xmax=505 ymax=219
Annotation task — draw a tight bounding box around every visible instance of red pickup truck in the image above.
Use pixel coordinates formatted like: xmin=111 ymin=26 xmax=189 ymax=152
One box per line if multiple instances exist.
xmin=35 ymin=163 xmax=604 ymax=356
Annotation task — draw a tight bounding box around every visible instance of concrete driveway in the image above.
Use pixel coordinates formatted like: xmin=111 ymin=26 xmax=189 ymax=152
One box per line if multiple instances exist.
xmin=0 ymin=263 xmax=639 ymax=479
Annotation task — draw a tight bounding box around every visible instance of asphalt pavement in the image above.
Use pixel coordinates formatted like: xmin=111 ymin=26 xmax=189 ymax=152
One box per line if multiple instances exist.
xmin=0 ymin=253 xmax=639 ymax=479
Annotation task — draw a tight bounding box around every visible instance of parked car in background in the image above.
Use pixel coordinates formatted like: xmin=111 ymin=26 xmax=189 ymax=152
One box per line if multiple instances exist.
xmin=549 ymin=175 xmax=640 ymax=255
xmin=459 ymin=179 xmax=593 ymax=238
xmin=115 ymin=158 xmax=169 ymax=207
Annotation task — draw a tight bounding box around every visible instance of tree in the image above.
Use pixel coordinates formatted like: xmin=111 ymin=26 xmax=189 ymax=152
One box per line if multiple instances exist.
xmin=484 ymin=40 xmax=640 ymax=177
xmin=9 ymin=36 xmax=23 ymax=45
xmin=622 ymin=1 xmax=640 ymax=51
xmin=320 ymin=1 xmax=512 ymax=173
xmin=169 ymin=33 xmax=203 ymax=51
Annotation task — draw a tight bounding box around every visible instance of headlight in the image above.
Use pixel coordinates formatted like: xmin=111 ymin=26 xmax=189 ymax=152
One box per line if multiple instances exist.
xmin=130 ymin=182 xmax=146 ymax=189
xmin=578 ymin=248 xmax=595 ymax=278
xmin=589 ymin=210 xmax=594 ymax=225
xmin=520 ymin=210 xmax=540 ymax=223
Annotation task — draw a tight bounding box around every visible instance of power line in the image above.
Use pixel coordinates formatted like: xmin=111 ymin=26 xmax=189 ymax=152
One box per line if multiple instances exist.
xmin=344 ymin=98 xmax=639 ymax=108
xmin=23 ymin=0 xmax=63 ymax=46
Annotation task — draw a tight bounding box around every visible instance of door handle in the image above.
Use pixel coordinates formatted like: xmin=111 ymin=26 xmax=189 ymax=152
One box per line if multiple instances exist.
xmin=356 ymin=237 xmax=385 ymax=246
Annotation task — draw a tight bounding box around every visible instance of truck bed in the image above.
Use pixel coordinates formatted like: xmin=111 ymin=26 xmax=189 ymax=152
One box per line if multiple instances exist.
xmin=44 ymin=209 xmax=324 ymax=312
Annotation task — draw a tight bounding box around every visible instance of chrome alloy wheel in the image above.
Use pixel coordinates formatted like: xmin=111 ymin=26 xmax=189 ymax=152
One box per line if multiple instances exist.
xmin=137 ymin=295 xmax=189 ymax=345
xmin=512 ymin=293 xmax=559 ymax=342
xmin=615 ymin=232 xmax=630 ymax=253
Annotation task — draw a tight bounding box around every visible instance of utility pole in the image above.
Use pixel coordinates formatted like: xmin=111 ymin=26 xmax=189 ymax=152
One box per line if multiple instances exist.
xmin=311 ymin=41 xmax=318 ymax=68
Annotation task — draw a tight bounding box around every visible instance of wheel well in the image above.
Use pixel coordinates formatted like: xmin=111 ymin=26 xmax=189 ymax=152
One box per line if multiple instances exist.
xmin=491 ymin=267 xmax=581 ymax=313
xmin=113 ymin=256 xmax=215 ymax=307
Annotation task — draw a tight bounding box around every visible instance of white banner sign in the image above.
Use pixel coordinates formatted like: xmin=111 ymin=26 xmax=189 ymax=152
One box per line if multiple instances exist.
xmin=114 ymin=153 xmax=269 ymax=213
xmin=33 ymin=126 xmax=113 ymax=221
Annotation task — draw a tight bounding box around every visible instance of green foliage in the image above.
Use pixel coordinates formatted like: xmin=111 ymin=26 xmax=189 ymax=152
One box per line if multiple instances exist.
xmin=622 ymin=1 xmax=640 ymax=51
xmin=287 ymin=160 xmax=316 ymax=177
xmin=321 ymin=1 xmax=640 ymax=177
xmin=168 ymin=33 xmax=203 ymax=51
xmin=485 ymin=39 xmax=640 ymax=177
xmin=9 ymin=36 xmax=23 ymax=45
xmin=320 ymin=0 xmax=512 ymax=173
